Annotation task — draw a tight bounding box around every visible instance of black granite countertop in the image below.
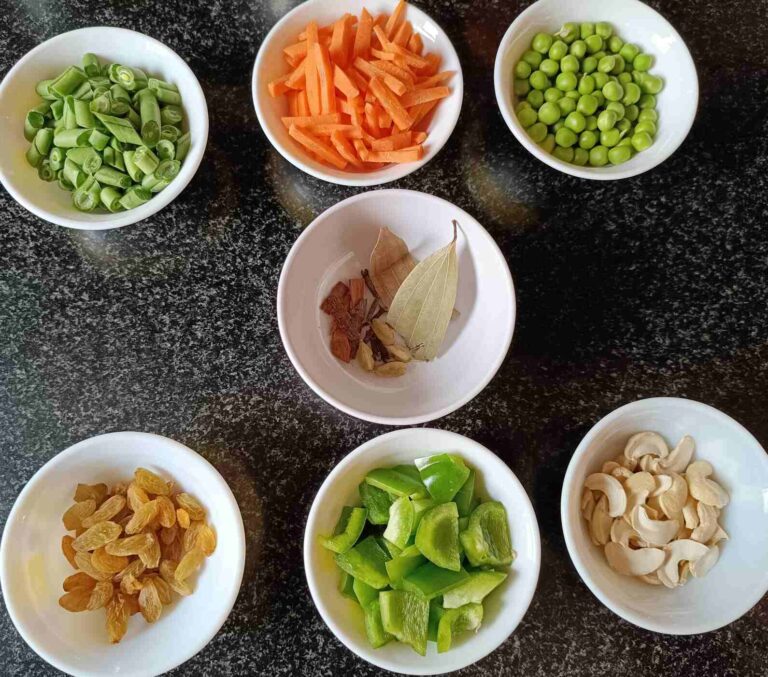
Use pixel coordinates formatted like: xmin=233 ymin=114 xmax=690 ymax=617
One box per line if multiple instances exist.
xmin=1 ymin=0 xmax=767 ymax=675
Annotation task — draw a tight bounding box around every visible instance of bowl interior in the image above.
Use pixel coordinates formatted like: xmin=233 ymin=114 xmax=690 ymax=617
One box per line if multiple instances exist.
xmin=304 ymin=428 xmax=540 ymax=674
xmin=278 ymin=190 xmax=515 ymax=424
xmin=0 ymin=27 xmax=208 ymax=229
xmin=563 ymin=398 xmax=768 ymax=634
xmin=253 ymin=0 xmax=463 ymax=186
xmin=495 ymin=0 xmax=698 ymax=179
xmin=0 ymin=432 xmax=245 ymax=677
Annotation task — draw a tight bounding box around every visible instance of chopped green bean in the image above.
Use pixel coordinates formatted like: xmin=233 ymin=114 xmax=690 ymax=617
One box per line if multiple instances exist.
xmin=89 ymin=128 xmax=110 ymax=151
xmin=123 ymin=150 xmax=144 ymax=182
xmin=25 ymin=144 xmax=43 ymax=168
xmin=66 ymin=146 xmax=103 ymax=174
xmin=38 ymin=160 xmax=56 ymax=182
xmin=63 ymin=157 xmax=86 ymax=187
xmin=99 ymin=186 xmax=124 ymax=212
xmin=156 ymin=139 xmax=175 ymax=161
xmin=118 ymin=186 xmax=151 ymax=210
xmin=160 ymin=105 xmax=183 ymax=125
xmin=54 ymin=128 xmax=91 ymax=148
xmin=74 ymin=98 xmax=95 ymax=128
xmin=94 ymin=165 xmax=132 ymax=189
xmin=49 ymin=147 xmax=65 ymax=171
xmin=93 ymin=112 xmax=143 ymax=145
xmin=138 ymin=90 xmax=161 ymax=148
xmin=110 ymin=83 xmax=131 ymax=103
xmin=160 ymin=124 xmax=180 ymax=143
xmin=34 ymin=127 xmax=54 ymax=155
xmin=50 ymin=66 xmax=87 ymax=98
xmin=82 ymin=53 xmax=101 ymax=78
xmin=50 ymin=98 xmax=65 ymax=120
xmin=36 ymin=79 xmax=56 ymax=100
xmin=133 ymin=145 xmax=160 ymax=174
xmin=73 ymin=176 xmax=102 ymax=211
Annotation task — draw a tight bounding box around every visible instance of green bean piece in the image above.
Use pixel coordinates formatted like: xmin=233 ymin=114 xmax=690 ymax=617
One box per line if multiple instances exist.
xmin=149 ymin=83 xmax=181 ymax=104
xmin=38 ymin=160 xmax=56 ymax=182
xmin=140 ymin=172 xmax=163 ymax=191
xmin=125 ymin=106 xmax=141 ymax=130
xmin=148 ymin=77 xmax=179 ymax=93
xmin=175 ymin=131 xmax=190 ymax=163
xmin=160 ymin=124 xmax=180 ymax=143
xmin=73 ymin=99 xmax=96 ymax=128
xmin=24 ymin=110 xmax=45 ymax=141
xmin=94 ymin=166 xmax=131 ymax=189
xmin=50 ymin=98 xmax=65 ymax=120
xmin=72 ymin=80 xmax=93 ymax=101
xmin=49 ymin=147 xmax=65 ymax=171
xmin=89 ymin=75 xmax=110 ymax=89
xmin=104 ymin=147 xmax=126 ymax=171
xmin=149 ymin=178 xmax=171 ymax=193
xmin=160 ymin=105 xmax=183 ymax=125
xmin=138 ymin=90 xmax=161 ymax=148
xmin=34 ymin=127 xmax=54 ymax=155
xmin=89 ymin=93 xmax=112 ymax=115
xmin=66 ymin=146 xmax=103 ymax=175
xmin=25 ymin=144 xmax=43 ymax=168
xmin=109 ymin=83 xmax=131 ymax=103
xmin=63 ymin=97 xmax=78 ymax=130
xmin=93 ymin=112 xmax=143 ymax=145
xmin=122 ymin=150 xmax=144 ymax=182
xmin=53 ymin=128 xmax=91 ymax=148
xmin=156 ymin=139 xmax=176 ymax=161
xmin=119 ymin=186 xmax=151 ymax=210
xmin=100 ymin=186 xmax=124 ymax=212
xmin=35 ymin=79 xmax=57 ymax=100
xmin=63 ymin=158 xmax=86 ymax=188
xmin=73 ymin=176 xmax=102 ymax=212
xmin=88 ymin=129 xmax=110 ymax=151
xmin=57 ymin=172 xmax=75 ymax=192
xmin=109 ymin=64 xmax=148 ymax=91
xmin=82 ymin=53 xmax=101 ymax=78
xmin=50 ymin=66 xmax=87 ymax=98
xmin=110 ymin=136 xmax=125 ymax=152
xmin=133 ymin=145 xmax=160 ymax=174
xmin=155 ymin=159 xmax=180 ymax=181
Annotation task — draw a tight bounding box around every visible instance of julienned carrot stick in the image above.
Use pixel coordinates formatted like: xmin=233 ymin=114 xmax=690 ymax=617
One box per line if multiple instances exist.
xmin=409 ymin=98 xmax=439 ymax=128
xmin=354 ymin=58 xmax=407 ymax=96
xmin=289 ymin=125 xmax=347 ymax=169
xmin=416 ymin=71 xmax=455 ymax=89
xmin=286 ymin=59 xmax=307 ymax=89
xmin=353 ymin=8 xmax=373 ymax=60
xmin=268 ymin=74 xmax=291 ymax=97
xmin=364 ymin=102 xmax=381 ymax=138
xmin=281 ymin=113 xmax=342 ymax=128
xmin=372 ymin=25 xmax=391 ymax=52
xmin=386 ymin=43 xmax=428 ymax=69
xmin=368 ymin=76 xmax=413 ymax=130
xmin=305 ymin=23 xmax=322 ymax=115
xmin=284 ymin=42 xmax=308 ymax=64
xmin=329 ymin=15 xmax=350 ymax=69
xmin=315 ymin=43 xmax=336 ymax=114
xmin=371 ymin=59 xmax=414 ymax=86
xmin=399 ymin=86 xmax=450 ymax=107
xmin=365 ymin=146 xmax=423 ymax=163
xmin=408 ymin=32 xmax=423 ymax=55
xmin=288 ymin=91 xmax=299 ymax=116
xmin=371 ymin=130 xmax=412 ymax=151
xmin=331 ymin=131 xmax=364 ymax=168
xmin=333 ymin=66 xmax=359 ymax=99
xmin=297 ymin=90 xmax=310 ymax=116
xmin=385 ymin=0 xmax=407 ymax=39
xmin=393 ymin=20 xmax=413 ymax=47
xmin=306 ymin=124 xmax=367 ymax=138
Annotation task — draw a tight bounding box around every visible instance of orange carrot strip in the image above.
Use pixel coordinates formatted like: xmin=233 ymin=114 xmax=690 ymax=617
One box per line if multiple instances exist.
xmin=285 ymin=59 xmax=307 ymax=90
xmin=346 ymin=67 xmax=369 ymax=94
xmin=353 ymin=8 xmax=373 ymax=60
xmin=289 ymin=124 xmax=347 ymax=169
xmin=287 ymin=91 xmax=299 ymax=116
xmin=354 ymin=58 xmax=407 ymax=96
xmin=305 ymin=23 xmax=322 ymax=116
xmin=315 ymin=43 xmax=336 ymax=114
xmin=329 ymin=15 xmax=351 ymax=68
xmin=281 ymin=114 xmax=343 ymax=128
xmin=393 ymin=20 xmax=413 ymax=47
xmin=400 ymin=86 xmax=450 ymax=108
xmin=347 ymin=96 xmax=364 ymax=127
xmin=353 ymin=138 xmax=370 ymax=160
xmin=408 ymin=32 xmax=423 ymax=55
xmin=297 ymin=90 xmax=310 ymax=116
xmin=371 ymin=130 xmax=412 ymax=151
xmin=268 ymin=74 xmax=291 ymax=98
xmin=412 ymin=131 xmax=427 ymax=144
xmin=378 ymin=108 xmax=392 ymax=129
xmin=409 ymin=99 xmax=438 ymax=128
xmin=416 ymin=71 xmax=455 ymax=89
xmin=299 ymin=25 xmax=333 ymax=41
xmin=330 ymin=131 xmax=363 ymax=168
xmin=385 ymin=43 xmax=429 ymax=69
xmin=385 ymin=0 xmax=407 ymax=39
xmin=365 ymin=146 xmax=423 ymax=163
xmin=368 ymin=76 xmax=413 ymax=131
xmin=364 ymin=102 xmax=381 ymax=138
xmin=333 ymin=66 xmax=360 ymax=99
xmin=371 ymin=48 xmax=396 ymax=61
xmin=306 ymin=124 xmax=368 ymax=138
xmin=418 ymin=53 xmax=441 ymax=77
xmin=371 ymin=60 xmax=414 ymax=87
xmin=284 ymin=41 xmax=308 ymax=63
xmin=373 ymin=25 xmax=391 ymax=51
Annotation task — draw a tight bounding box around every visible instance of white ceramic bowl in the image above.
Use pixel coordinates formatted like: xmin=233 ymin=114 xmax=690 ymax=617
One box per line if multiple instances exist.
xmin=304 ymin=428 xmax=541 ymax=674
xmin=561 ymin=397 xmax=768 ymax=634
xmin=0 ymin=432 xmax=245 ymax=677
xmin=0 ymin=27 xmax=208 ymax=229
xmin=252 ymin=0 xmax=463 ymax=186
xmin=494 ymin=0 xmax=698 ymax=180
xmin=277 ymin=189 xmax=515 ymax=425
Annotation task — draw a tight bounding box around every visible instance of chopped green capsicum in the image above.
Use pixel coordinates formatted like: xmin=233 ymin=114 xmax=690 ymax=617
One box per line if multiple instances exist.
xmin=454 ymin=469 xmax=476 ymax=517
xmin=365 ymin=598 xmax=393 ymax=649
xmin=459 ymin=501 xmax=515 ymax=567
xmin=415 ymin=502 xmax=461 ymax=571
xmin=442 ymin=570 xmax=507 ymax=608
xmin=335 ymin=535 xmax=391 ymax=589
xmin=385 ymin=544 xmax=426 ymax=589
xmin=383 ymin=495 xmax=415 ymax=549
xmin=338 ymin=568 xmax=357 ymax=601
xmin=380 ymin=590 xmax=430 ymax=656
xmin=359 ymin=481 xmax=394 ymax=525
xmin=427 ymin=597 xmax=445 ymax=642
xmin=436 ymin=603 xmax=484 ymax=653
xmin=365 ymin=467 xmax=427 ymax=498
xmin=353 ymin=576 xmax=380 ymax=608
xmin=402 ymin=562 xmax=469 ymax=600
xmin=415 ymin=454 xmax=471 ymax=503
xmin=319 ymin=506 xmax=368 ymax=553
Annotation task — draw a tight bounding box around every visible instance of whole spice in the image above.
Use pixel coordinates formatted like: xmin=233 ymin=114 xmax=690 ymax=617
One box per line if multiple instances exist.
xmin=369 ymin=227 xmax=417 ymax=309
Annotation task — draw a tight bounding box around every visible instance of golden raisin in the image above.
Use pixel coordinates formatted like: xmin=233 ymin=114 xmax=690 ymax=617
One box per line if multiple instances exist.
xmin=74 ymin=552 xmax=113 ymax=581
xmin=62 ymin=499 xmax=96 ymax=531
xmin=62 ymin=535 xmax=78 ymax=568
xmin=134 ymin=468 xmax=170 ymax=496
xmin=155 ymin=496 xmax=177 ymax=528
xmin=174 ymin=493 xmax=205 ymax=521
xmin=91 ymin=546 xmax=129 ymax=574
xmin=196 ymin=524 xmax=217 ymax=557
xmin=125 ymin=500 xmax=159 ymax=535
xmin=59 ymin=588 xmax=91 ymax=612
xmin=106 ymin=594 xmax=129 ymax=643
xmin=148 ymin=575 xmax=173 ymax=605
xmin=72 ymin=521 xmax=122 ymax=552
xmin=63 ymin=572 xmax=96 ymax=592
xmin=160 ymin=524 xmax=178 ymax=545
xmin=175 ymin=548 xmax=205 ymax=582
xmin=138 ymin=579 xmax=163 ymax=623
xmin=86 ymin=580 xmax=114 ymax=610
xmin=105 ymin=533 xmax=154 ymax=557
xmin=182 ymin=521 xmax=204 ymax=553
xmin=176 ymin=508 xmax=191 ymax=529
xmin=74 ymin=483 xmax=108 ymax=505
xmin=138 ymin=532 xmax=161 ymax=569
xmin=113 ymin=557 xmax=146 ymax=583
xmin=126 ymin=482 xmax=150 ymax=513
xmin=159 ymin=559 xmax=192 ymax=596
xmin=80 ymin=495 xmax=126 ymax=529
xmin=120 ymin=573 xmax=143 ymax=596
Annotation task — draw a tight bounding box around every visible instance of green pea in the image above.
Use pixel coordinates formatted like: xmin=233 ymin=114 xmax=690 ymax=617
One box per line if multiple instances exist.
xmin=640 ymin=74 xmax=664 ymax=94
xmin=553 ymin=120 xmax=565 ymax=131
xmin=618 ymin=72 xmax=632 ymax=85
xmin=570 ymin=147 xmax=587 ymax=166
xmin=580 ymin=22 xmax=595 ymax=39
xmin=577 ymin=93 xmax=598 ymax=116
xmin=589 ymin=145 xmax=609 ymax=166
xmin=540 ymin=59 xmax=560 ymax=77
xmin=570 ymin=39 xmax=587 ymax=58
xmin=638 ymin=94 xmax=656 ymax=109
xmin=539 ymin=133 xmax=556 ymax=153
xmin=633 ymin=53 xmax=654 ymax=71
xmin=557 ymin=22 xmax=579 ymax=44
xmin=526 ymin=89 xmax=544 ymax=109
xmin=553 ymin=146 xmax=574 ymax=162
xmin=631 ymin=131 xmax=653 ymax=151
xmin=549 ymin=40 xmax=568 ymax=61
xmin=592 ymin=50 xmax=607 ymax=61
xmin=557 ymin=96 xmax=576 ymax=115
xmin=579 ymin=130 xmax=598 ymax=149
xmin=595 ymin=22 xmax=613 ymax=39
xmin=616 ymin=118 xmax=632 ymax=133
xmin=585 ymin=35 xmax=603 ymax=54
xmin=514 ymin=78 xmax=530 ymax=96
xmin=608 ymin=145 xmax=632 ymax=165
xmin=593 ymin=91 xmax=605 ymax=107
xmin=619 ymin=43 xmax=639 ymax=64
xmin=532 ymin=33 xmax=554 ymax=54
xmin=638 ymin=108 xmax=658 ymax=123
xmin=561 ymin=55 xmax=580 ymax=73
xmin=597 ymin=109 xmax=617 ymax=131
xmin=617 ymin=136 xmax=633 ymax=148
xmin=582 ymin=56 xmax=598 ymax=74
xmin=538 ymin=101 xmax=561 ymax=125
xmin=544 ymin=87 xmax=563 ymax=103
xmin=556 ymin=71 xmax=578 ymax=91
xmin=555 ymin=127 xmax=577 ymax=148
xmin=606 ymin=101 xmax=625 ymax=120
xmin=600 ymin=128 xmax=621 ymax=147
xmin=528 ymin=121 xmax=548 ymax=143
xmin=593 ymin=72 xmax=609 ymax=89
xmin=632 ymin=69 xmax=643 ymax=84
xmin=515 ymin=61 xmax=532 ymax=79
xmin=634 ymin=120 xmax=657 ymax=136
xmin=603 ymin=81 xmax=624 ymax=102
xmin=522 ymin=50 xmax=543 ymax=68
xmin=529 ymin=70 xmax=550 ymax=90
xmin=564 ymin=111 xmax=586 ymax=133
xmin=585 ymin=115 xmax=598 ymax=131
xmin=598 ymin=55 xmax=616 ymax=73
xmin=516 ymin=100 xmax=532 ymax=113
xmin=625 ymin=104 xmax=639 ymax=121
xmin=577 ymin=75 xmax=595 ymax=95
xmin=608 ymin=35 xmax=624 ymax=53
xmin=622 ymin=82 xmax=641 ymax=105
xmin=566 ymin=90 xmax=581 ymax=100
xmin=518 ymin=107 xmax=538 ymax=128
xmin=611 ymin=55 xmax=625 ymax=74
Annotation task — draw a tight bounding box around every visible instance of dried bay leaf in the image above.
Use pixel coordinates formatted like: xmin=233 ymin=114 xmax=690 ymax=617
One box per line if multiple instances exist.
xmin=369 ymin=227 xmax=417 ymax=309
xmin=387 ymin=221 xmax=459 ymax=361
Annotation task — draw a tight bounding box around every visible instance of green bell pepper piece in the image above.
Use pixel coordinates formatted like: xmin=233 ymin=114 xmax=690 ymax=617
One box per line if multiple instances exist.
xmin=383 ymin=496 xmax=415 ymax=549
xmin=427 ymin=597 xmax=445 ymax=642
xmin=392 ymin=464 xmax=425 ymax=485
xmin=412 ymin=497 xmax=436 ymax=533
xmin=442 ymin=570 xmax=507 ymax=608
xmin=415 ymin=502 xmax=461 ymax=571
xmin=380 ymin=590 xmax=430 ymax=656
xmin=454 ymin=469 xmax=476 ymax=517
xmin=378 ymin=537 xmax=402 ymax=559
xmin=385 ymin=544 xmax=426 ymax=590
xmin=402 ymin=562 xmax=469 ymax=600
xmin=338 ymin=568 xmax=357 ymax=601
xmin=436 ymin=603 xmax=483 ymax=653
xmin=415 ymin=454 xmax=471 ymax=503
xmin=359 ymin=481 xmax=394 ymax=525
xmin=353 ymin=577 xmax=380 ymax=608
xmin=335 ymin=536 xmax=391 ymax=589
xmin=365 ymin=467 xmax=427 ymax=498
xmin=365 ymin=598 xmax=393 ymax=649
xmin=318 ymin=506 xmax=367 ymax=553
xmin=459 ymin=501 xmax=515 ymax=567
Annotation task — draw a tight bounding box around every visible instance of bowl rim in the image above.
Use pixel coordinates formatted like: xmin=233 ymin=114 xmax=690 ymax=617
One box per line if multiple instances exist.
xmin=303 ymin=427 xmax=542 ymax=674
xmin=560 ymin=396 xmax=768 ymax=634
xmin=0 ymin=26 xmax=209 ymax=230
xmin=0 ymin=431 xmax=246 ymax=677
xmin=493 ymin=0 xmax=699 ymax=180
xmin=251 ymin=0 xmax=464 ymax=187
xmin=276 ymin=188 xmax=516 ymax=425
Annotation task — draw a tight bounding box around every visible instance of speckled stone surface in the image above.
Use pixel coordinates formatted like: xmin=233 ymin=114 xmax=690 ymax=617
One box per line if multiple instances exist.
xmin=1 ymin=0 xmax=767 ymax=674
